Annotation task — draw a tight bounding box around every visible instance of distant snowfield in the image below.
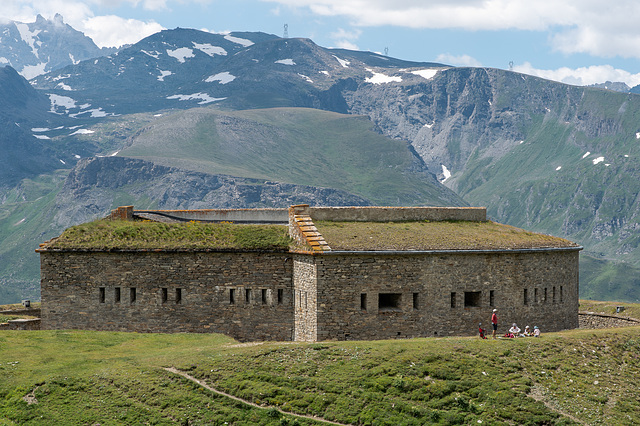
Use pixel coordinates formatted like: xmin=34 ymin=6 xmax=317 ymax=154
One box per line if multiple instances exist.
xmin=33 ymin=134 xmax=50 ymax=140
xmin=592 ymin=156 xmax=605 ymax=165
xmin=275 ymin=58 xmax=295 ymax=65
xmin=21 ymin=62 xmax=47 ymax=79
xmin=411 ymin=69 xmax=438 ymax=80
xmin=157 ymin=70 xmax=172 ymax=81
xmin=56 ymin=82 xmax=72 ymax=91
xmin=298 ymin=73 xmax=313 ymax=83
xmin=70 ymin=129 xmax=95 ymax=135
xmin=205 ymin=72 xmax=236 ymax=84
xmin=333 ymin=55 xmax=349 ymax=68
xmin=441 ymin=165 xmax=451 ymax=182
xmin=167 ymin=47 xmax=195 ymax=63
xmin=167 ymin=93 xmax=226 ymax=104
xmin=224 ymin=35 xmax=254 ymax=47
xmin=193 ymin=42 xmax=227 ymax=56
xmin=48 ymin=94 xmax=76 ymax=113
xmin=365 ymin=68 xmax=402 ymax=84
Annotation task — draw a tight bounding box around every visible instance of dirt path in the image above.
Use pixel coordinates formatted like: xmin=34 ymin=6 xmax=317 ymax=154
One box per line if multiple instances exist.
xmin=164 ymin=367 xmax=350 ymax=425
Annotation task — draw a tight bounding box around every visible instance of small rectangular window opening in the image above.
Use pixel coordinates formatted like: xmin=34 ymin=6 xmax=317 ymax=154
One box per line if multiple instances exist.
xmin=361 ymin=293 xmax=367 ymax=310
xmin=560 ymin=286 xmax=564 ymax=303
xmin=464 ymin=291 xmax=481 ymax=308
xmin=450 ymin=292 xmax=456 ymax=308
xmin=99 ymin=287 xmax=105 ymax=303
xmin=161 ymin=288 xmax=168 ymax=304
xmin=245 ymin=288 xmax=251 ymax=304
xmin=261 ymin=289 xmax=267 ymax=305
xmin=534 ymin=288 xmax=538 ymax=303
xmin=489 ymin=290 xmax=495 ymax=307
xmin=176 ymin=288 xmax=182 ymax=304
xmin=524 ymin=288 xmax=528 ymax=306
xmin=277 ymin=288 xmax=283 ymax=305
xmin=130 ymin=287 xmax=137 ymax=303
xmin=115 ymin=287 xmax=121 ymax=303
xmin=544 ymin=288 xmax=548 ymax=303
xmin=379 ymin=293 xmax=401 ymax=311
xmin=413 ymin=292 xmax=419 ymax=310
xmin=552 ymin=286 xmax=556 ymax=303
xmin=229 ymin=288 xmax=235 ymax=304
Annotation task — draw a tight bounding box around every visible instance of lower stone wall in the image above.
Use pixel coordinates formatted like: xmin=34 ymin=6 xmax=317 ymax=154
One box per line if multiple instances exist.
xmin=579 ymin=312 xmax=640 ymax=329
xmin=40 ymin=251 xmax=294 ymax=342
xmin=293 ymin=256 xmax=318 ymax=341
xmin=313 ymin=250 xmax=580 ymax=341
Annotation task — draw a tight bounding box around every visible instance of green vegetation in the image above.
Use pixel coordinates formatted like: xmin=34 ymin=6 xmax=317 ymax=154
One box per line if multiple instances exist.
xmin=1 ymin=325 xmax=640 ymax=424
xmin=42 ymin=219 xmax=292 ymax=251
xmin=118 ymin=107 xmax=462 ymax=207
xmin=315 ymin=220 xmax=578 ymax=251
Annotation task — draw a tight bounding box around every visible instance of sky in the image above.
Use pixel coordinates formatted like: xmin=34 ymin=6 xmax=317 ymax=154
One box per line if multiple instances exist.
xmin=5 ymin=0 xmax=640 ymax=88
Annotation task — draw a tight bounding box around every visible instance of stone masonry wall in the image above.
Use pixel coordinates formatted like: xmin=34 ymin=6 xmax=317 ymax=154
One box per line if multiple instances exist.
xmin=293 ymin=255 xmax=318 ymax=341
xmin=313 ymin=249 xmax=580 ymax=341
xmin=40 ymin=251 xmax=294 ymax=342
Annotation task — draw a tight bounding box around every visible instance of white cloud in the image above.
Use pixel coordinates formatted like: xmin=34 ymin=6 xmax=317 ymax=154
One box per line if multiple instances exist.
xmin=83 ymin=15 xmax=164 ymax=47
xmin=435 ymin=53 xmax=482 ymax=67
xmin=513 ymin=62 xmax=640 ymax=88
xmin=330 ymin=27 xmax=361 ymax=50
xmin=265 ymin=0 xmax=640 ymax=59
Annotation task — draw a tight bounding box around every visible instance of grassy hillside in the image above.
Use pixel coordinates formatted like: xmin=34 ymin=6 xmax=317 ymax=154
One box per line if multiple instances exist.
xmin=118 ymin=107 xmax=464 ymax=207
xmin=1 ymin=324 xmax=640 ymax=424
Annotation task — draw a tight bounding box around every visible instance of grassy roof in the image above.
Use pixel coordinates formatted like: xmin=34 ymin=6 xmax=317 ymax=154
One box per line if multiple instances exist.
xmin=314 ymin=220 xmax=580 ymax=251
xmin=41 ymin=219 xmax=292 ymax=252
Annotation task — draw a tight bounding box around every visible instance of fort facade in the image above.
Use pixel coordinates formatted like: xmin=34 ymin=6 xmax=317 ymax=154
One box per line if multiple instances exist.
xmin=38 ymin=205 xmax=581 ymax=342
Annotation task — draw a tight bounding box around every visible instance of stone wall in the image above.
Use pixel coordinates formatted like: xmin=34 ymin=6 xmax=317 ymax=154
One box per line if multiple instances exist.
xmin=579 ymin=312 xmax=640 ymax=329
xmin=40 ymin=251 xmax=294 ymax=342
xmin=293 ymin=255 xmax=318 ymax=341
xmin=307 ymin=206 xmax=486 ymax=222
xmin=311 ymin=249 xmax=580 ymax=341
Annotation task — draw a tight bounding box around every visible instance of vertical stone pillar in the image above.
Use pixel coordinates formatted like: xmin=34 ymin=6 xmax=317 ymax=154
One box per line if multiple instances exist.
xmin=111 ymin=206 xmax=134 ymax=221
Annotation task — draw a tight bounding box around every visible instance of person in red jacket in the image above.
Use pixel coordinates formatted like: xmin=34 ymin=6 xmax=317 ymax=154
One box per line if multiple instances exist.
xmin=491 ymin=308 xmax=498 ymax=339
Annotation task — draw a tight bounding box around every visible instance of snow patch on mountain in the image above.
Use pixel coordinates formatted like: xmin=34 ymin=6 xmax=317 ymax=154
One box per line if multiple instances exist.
xmin=224 ymin=35 xmax=253 ymax=47
xmin=593 ymin=156 xmax=605 ymax=165
xmin=49 ymin=94 xmax=77 ymax=113
xmin=299 ymin=74 xmax=313 ymax=83
xmin=167 ymin=93 xmax=226 ymax=104
xmin=205 ymin=72 xmax=236 ymax=84
xmin=158 ymin=70 xmax=172 ymax=81
xmin=275 ymin=58 xmax=295 ymax=65
xmin=22 ymin=62 xmax=47 ymax=79
xmin=16 ymin=23 xmax=41 ymax=56
xmin=365 ymin=68 xmax=402 ymax=84
xmin=193 ymin=42 xmax=227 ymax=56
xmin=70 ymin=129 xmax=95 ymax=135
xmin=411 ymin=69 xmax=438 ymax=80
xmin=167 ymin=47 xmax=195 ymax=63
xmin=142 ymin=50 xmax=160 ymax=59
xmin=441 ymin=165 xmax=451 ymax=182
xmin=333 ymin=56 xmax=350 ymax=68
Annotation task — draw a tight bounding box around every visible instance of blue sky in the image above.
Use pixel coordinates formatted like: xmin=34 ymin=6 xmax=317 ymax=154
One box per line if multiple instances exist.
xmin=5 ymin=0 xmax=640 ymax=87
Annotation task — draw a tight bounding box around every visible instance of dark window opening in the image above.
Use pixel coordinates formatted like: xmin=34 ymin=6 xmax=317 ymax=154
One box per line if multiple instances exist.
xmin=379 ymin=293 xmax=401 ymax=311
xmin=115 ymin=287 xmax=121 ymax=303
xmin=161 ymin=288 xmax=168 ymax=304
xmin=544 ymin=288 xmax=548 ymax=303
xmin=464 ymin=291 xmax=481 ymax=307
xmin=489 ymin=290 xmax=495 ymax=307
xmin=361 ymin=293 xmax=367 ymax=310
xmin=524 ymin=288 xmax=528 ymax=306
xmin=413 ymin=293 xmax=419 ymax=310
xmin=130 ymin=287 xmax=137 ymax=303
xmin=176 ymin=288 xmax=182 ymax=304
xmin=261 ymin=289 xmax=267 ymax=305
xmin=560 ymin=286 xmax=564 ymax=303
xmin=277 ymin=288 xmax=283 ymax=305
xmin=99 ymin=287 xmax=105 ymax=303
xmin=534 ymin=288 xmax=538 ymax=303
xmin=229 ymin=289 xmax=235 ymax=304
xmin=245 ymin=288 xmax=251 ymax=304
xmin=450 ymin=292 xmax=456 ymax=308
xmin=552 ymin=286 xmax=556 ymax=303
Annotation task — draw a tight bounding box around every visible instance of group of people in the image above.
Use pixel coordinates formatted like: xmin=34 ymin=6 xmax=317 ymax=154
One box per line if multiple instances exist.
xmin=478 ymin=308 xmax=540 ymax=339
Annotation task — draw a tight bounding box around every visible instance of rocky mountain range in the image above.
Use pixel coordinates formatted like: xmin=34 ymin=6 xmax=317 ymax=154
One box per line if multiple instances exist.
xmin=0 ymin=14 xmax=115 ymax=80
xmin=1 ymin=21 xmax=640 ymax=303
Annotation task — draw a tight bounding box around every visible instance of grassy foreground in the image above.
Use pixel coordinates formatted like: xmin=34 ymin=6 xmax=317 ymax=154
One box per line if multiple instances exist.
xmin=1 ymin=326 xmax=640 ymax=425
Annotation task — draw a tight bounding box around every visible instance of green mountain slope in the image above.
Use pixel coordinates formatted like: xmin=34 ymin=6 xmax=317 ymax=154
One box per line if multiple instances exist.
xmin=119 ymin=107 xmax=464 ymax=207
xmin=1 ymin=327 xmax=640 ymax=424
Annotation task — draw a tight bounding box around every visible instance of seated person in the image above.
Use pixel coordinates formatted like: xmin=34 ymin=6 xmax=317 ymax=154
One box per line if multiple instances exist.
xmin=522 ymin=325 xmax=532 ymax=337
xmin=509 ymin=323 xmax=521 ymax=336
xmin=533 ymin=326 xmax=541 ymax=337
xmin=478 ymin=323 xmax=487 ymax=339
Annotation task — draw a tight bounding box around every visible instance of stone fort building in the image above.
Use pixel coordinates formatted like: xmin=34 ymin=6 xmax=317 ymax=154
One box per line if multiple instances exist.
xmin=38 ymin=205 xmax=581 ymax=342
